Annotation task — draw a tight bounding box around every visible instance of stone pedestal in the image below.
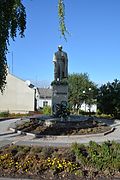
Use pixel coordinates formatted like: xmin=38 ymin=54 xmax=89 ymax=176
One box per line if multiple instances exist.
xmin=52 ymin=84 xmax=68 ymax=115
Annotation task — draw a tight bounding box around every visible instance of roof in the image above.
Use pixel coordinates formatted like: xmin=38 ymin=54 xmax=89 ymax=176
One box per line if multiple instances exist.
xmin=38 ymin=88 xmax=52 ymax=98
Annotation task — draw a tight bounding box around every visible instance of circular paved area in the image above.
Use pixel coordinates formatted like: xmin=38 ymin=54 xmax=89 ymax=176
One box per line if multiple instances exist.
xmin=0 ymin=116 xmax=120 ymax=148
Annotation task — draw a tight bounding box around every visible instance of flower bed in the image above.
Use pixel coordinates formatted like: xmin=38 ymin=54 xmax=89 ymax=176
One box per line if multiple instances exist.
xmin=0 ymin=141 xmax=120 ymax=179
xmin=16 ymin=119 xmax=111 ymax=136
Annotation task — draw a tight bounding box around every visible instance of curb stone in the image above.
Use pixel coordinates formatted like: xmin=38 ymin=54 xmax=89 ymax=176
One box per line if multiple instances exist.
xmin=9 ymin=126 xmax=115 ymax=139
xmin=104 ymin=127 xmax=115 ymax=135
xmin=9 ymin=128 xmax=17 ymax=133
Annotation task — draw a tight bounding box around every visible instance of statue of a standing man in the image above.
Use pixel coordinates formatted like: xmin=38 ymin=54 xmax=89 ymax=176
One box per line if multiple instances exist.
xmin=53 ymin=45 xmax=68 ymax=81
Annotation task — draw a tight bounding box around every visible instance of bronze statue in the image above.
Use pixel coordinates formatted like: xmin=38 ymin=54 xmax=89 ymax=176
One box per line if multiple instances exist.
xmin=53 ymin=45 xmax=68 ymax=81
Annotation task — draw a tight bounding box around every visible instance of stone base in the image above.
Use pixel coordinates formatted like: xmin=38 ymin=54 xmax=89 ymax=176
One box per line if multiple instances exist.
xmin=52 ymin=84 xmax=68 ymax=115
xmin=52 ymin=84 xmax=68 ymax=104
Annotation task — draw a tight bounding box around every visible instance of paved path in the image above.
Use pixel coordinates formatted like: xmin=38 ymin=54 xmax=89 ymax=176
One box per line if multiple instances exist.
xmin=0 ymin=118 xmax=20 ymax=132
xmin=13 ymin=124 xmax=120 ymax=147
xmin=0 ymin=117 xmax=120 ymax=148
xmin=0 ymin=118 xmax=33 ymax=147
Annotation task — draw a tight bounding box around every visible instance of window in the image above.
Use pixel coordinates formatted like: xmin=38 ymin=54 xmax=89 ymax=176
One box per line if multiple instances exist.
xmin=43 ymin=101 xmax=48 ymax=107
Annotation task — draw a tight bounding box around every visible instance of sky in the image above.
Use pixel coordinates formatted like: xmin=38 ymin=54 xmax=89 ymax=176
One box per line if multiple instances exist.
xmin=7 ymin=0 xmax=120 ymax=87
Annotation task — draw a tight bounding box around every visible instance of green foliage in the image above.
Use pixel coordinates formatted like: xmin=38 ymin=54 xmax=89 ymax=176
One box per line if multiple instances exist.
xmin=96 ymin=113 xmax=112 ymax=119
xmin=71 ymin=141 xmax=120 ymax=174
xmin=0 ymin=1 xmax=68 ymax=93
xmin=71 ymin=143 xmax=88 ymax=165
xmin=0 ymin=143 xmax=120 ymax=178
xmin=0 ymin=145 xmax=79 ymax=177
xmin=0 ymin=111 xmax=10 ymax=117
xmin=0 ymin=0 xmax=26 ymax=93
xmin=0 ymin=112 xmax=32 ymax=118
xmin=97 ymin=79 xmax=120 ymax=118
xmin=58 ymin=0 xmax=68 ymax=39
xmin=68 ymin=73 xmax=97 ymax=112
xmin=42 ymin=105 xmax=51 ymax=115
xmin=10 ymin=113 xmax=30 ymax=117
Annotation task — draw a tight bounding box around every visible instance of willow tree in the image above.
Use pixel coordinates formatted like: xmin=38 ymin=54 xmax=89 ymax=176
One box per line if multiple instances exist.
xmin=0 ymin=0 xmax=67 ymax=93
xmin=0 ymin=0 xmax=26 ymax=93
xmin=58 ymin=0 xmax=68 ymax=39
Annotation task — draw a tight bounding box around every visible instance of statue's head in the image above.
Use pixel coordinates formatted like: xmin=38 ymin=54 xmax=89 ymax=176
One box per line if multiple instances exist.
xmin=58 ymin=45 xmax=62 ymax=51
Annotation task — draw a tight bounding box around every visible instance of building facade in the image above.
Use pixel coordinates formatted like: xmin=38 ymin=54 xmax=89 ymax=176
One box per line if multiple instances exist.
xmin=80 ymin=102 xmax=97 ymax=112
xmin=0 ymin=73 xmax=35 ymax=114
xmin=37 ymin=88 xmax=97 ymax=112
xmin=37 ymin=88 xmax=52 ymax=109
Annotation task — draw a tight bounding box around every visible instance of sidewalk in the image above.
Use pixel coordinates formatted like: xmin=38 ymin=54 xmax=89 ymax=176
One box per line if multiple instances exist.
xmin=1 ymin=117 xmax=120 ymax=148
xmin=10 ymin=121 xmax=120 ymax=147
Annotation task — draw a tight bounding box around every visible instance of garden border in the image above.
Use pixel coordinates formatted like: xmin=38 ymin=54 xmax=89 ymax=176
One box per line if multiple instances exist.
xmin=9 ymin=127 xmax=115 ymax=139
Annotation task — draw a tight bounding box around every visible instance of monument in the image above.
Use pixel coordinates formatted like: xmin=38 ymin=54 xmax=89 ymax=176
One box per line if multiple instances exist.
xmin=53 ymin=45 xmax=68 ymax=81
xmin=51 ymin=45 xmax=69 ymax=118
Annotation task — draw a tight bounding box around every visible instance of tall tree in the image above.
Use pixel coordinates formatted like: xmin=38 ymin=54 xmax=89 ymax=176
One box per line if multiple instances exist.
xmin=97 ymin=79 xmax=120 ymax=118
xmin=0 ymin=0 xmax=26 ymax=93
xmin=0 ymin=0 xmax=67 ymax=93
xmin=68 ymin=73 xmax=97 ymax=112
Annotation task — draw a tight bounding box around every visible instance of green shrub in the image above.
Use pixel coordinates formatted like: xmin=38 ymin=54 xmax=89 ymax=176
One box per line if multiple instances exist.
xmin=96 ymin=113 xmax=112 ymax=119
xmin=71 ymin=143 xmax=88 ymax=165
xmin=42 ymin=105 xmax=51 ymax=115
xmin=0 ymin=111 xmax=9 ymax=117
xmin=71 ymin=141 xmax=120 ymax=174
xmin=10 ymin=113 xmax=30 ymax=117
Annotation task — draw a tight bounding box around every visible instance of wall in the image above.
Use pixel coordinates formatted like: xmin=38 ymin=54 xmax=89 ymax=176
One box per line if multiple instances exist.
xmin=38 ymin=98 xmax=52 ymax=108
xmin=0 ymin=73 xmax=35 ymax=114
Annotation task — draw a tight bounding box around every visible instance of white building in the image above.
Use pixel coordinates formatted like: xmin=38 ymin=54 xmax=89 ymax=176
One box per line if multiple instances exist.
xmin=80 ymin=101 xmax=97 ymax=112
xmin=37 ymin=88 xmax=97 ymax=112
xmin=37 ymin=88 xmax=52 ymax=109
xmin=0 ymin=73 xmax=36 ymax=114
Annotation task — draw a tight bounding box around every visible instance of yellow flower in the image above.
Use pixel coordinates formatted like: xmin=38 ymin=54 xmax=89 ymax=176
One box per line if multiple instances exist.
xmin=52 ymin=162 xmax=55 ymax=165
xmin=58 ymin=163 xmax=63 ymax=168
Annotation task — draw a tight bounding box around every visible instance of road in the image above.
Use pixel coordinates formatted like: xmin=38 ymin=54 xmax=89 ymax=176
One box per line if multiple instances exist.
xmin=0 ymin=118 xmax=33 ymax=147
xmin=0 ymin=117 xmax=120 ymax=148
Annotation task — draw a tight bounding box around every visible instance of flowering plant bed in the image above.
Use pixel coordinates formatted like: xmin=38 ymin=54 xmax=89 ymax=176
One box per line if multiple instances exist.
xmin=0 ymin=141 xmax=120 ymax=179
